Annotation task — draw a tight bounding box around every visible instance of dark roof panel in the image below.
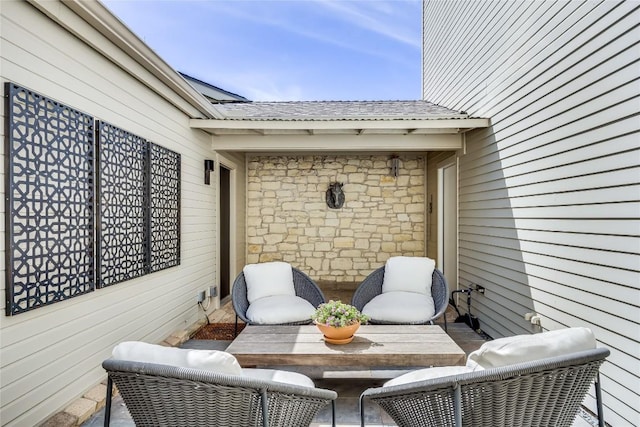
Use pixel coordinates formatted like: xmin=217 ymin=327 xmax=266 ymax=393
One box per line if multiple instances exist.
xmin=180 ymin=72 xmax=249 ymax=103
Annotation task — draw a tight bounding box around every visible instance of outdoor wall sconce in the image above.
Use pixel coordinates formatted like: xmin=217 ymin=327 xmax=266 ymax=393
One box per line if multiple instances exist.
xmin=390 ymin=156 xmax=400 ymax=178
xmin=204 ymin=159 xmax=214 ymax=185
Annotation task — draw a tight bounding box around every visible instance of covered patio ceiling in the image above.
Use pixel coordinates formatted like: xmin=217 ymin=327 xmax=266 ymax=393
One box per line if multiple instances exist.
xmin=190 ymin=100 xmax=490 ymax=152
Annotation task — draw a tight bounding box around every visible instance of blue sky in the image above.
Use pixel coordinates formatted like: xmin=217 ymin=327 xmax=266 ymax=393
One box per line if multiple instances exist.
xmin=102 ymin=0 xmax=423 ymax=101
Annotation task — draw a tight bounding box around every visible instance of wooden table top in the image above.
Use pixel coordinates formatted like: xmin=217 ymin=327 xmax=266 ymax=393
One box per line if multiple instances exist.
xmin=226 ymin=324 xmax=466 ymax=368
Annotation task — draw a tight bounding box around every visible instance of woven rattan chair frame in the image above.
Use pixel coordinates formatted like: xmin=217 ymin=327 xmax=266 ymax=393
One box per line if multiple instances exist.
xmin=351 ymin=266 xmax=449 ymax=329
xmin=232 ymin=266 xmax=326 ymax=329
xmin=103 ymin=359 xmax=337 ymax=427
xmin=359 ymin=347 xmax=609 ymax=427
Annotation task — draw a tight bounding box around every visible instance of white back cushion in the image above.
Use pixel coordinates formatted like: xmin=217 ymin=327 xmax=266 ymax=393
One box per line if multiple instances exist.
xmin=112 ymin=341 xmax=243 ymax=376
xmin=466 ymin=327 xmax=597 ymax=370
xmin=243 ymin=261 xmax=295 ymax=304
xmin=362 ymin=292 xmax=435 ymax=323
xmin=243 ymin=368 xmax=315 ymax=388
xmin=246 ymin=295 xmax=316 ymax=324
xmin=382 ymin=256 xmax=436 ymax=295
xmin=384 ymin=366 xmax=474 ymax=387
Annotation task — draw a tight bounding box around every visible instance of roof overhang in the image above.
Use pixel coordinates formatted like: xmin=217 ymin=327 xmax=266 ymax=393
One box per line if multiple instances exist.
xmin=190 ymin=118 xmax=489 ymax=136
xmin=190 ymin=117 xmax=490 ymax=152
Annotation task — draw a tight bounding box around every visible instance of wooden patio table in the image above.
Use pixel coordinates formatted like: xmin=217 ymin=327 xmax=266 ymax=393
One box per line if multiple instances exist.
xmin=226 ymin=324 xmax=466 ymax=368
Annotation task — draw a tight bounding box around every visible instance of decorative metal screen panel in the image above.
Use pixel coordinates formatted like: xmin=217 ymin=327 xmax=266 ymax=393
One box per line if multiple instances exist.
xmin=5 ymin=83 xmax=95 ymax=315
xmin=149 ymin=143 xmax=181 ymax=272
xmin=5 ymin=84 xmax=182 ymax=313
xmin=97 ymin=122 xmax=148 ymax=287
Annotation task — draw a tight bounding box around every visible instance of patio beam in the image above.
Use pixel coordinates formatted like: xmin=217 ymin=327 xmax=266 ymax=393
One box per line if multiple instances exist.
xmin=210 ymin=133 xmax=464 ymax=152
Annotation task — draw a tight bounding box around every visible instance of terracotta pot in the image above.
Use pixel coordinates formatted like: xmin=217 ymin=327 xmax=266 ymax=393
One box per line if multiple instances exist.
xmin=315 ymin=321 xmax=360 ymax=344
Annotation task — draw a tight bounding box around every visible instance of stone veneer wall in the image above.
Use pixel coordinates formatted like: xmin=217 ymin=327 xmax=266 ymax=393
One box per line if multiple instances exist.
xmin=246 ymin=154 xmax=426 ymax=283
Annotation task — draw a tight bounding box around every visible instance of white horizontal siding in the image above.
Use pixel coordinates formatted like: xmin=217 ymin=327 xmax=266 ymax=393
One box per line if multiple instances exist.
xmin=0 ymin=1 xmax=218 ymax=425
xmin=424 ymin=0 xmax=640 ymax=425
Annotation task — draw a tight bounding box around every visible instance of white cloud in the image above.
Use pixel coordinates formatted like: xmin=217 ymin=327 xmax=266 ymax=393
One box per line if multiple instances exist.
xmin=200 ymin=69 xmax=306 ymax=101
xmin=316 ymin=0 xmax=422 ymax=49
xmin=198 ymin=0 xmax=420 ymax=61
xmin=102 ymin=0 xmax=422 ymax=101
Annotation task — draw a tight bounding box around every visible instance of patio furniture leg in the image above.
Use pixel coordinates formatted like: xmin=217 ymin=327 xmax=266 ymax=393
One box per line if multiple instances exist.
xmin=454 ymin=384 xmax=462 ymax=427
xmin=359 ymin=393 xmax=366 ymax=427
xmin=260 ymin=389 xmax=269 ymax=427
xmin=431 ymin=316 xmax=448 ymax=332
xmin=104 ymin=376 xmax=113 ymax=427
xmin=596 ymin=372 xmax=605 ymax=427
xmin=331 ymin=400 xmax=336 ymax=427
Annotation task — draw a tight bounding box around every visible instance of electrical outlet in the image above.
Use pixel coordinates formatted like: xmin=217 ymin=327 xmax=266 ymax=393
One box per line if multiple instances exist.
xmin=209 ymin=286 xmax=218 ymax=298
xmin=475 ymin=284 xmax=485 ymax=294
xmin=196 ymin=290 xmax=206 ymax=303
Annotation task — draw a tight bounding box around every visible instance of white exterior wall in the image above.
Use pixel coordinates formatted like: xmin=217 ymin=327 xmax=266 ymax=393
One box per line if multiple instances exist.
xmin=0 ymin=1 xmax=220 ymax=425
xmin=423 ymin=1 xmax=639 ymax=425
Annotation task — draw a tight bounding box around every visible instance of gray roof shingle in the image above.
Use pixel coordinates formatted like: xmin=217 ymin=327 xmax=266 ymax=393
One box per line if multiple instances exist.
xmin=216 ymin=100 xmax=467 ymax=121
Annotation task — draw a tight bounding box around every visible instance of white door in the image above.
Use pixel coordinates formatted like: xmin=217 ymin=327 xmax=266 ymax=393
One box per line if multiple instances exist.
xmin=438 ymin=156 xmax=458 ymax=291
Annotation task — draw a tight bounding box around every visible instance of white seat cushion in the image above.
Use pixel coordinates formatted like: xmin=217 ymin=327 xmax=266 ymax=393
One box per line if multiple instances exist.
xmin=362 ymin=291 xmax=436 ymax=323
xmin=466 ymin=327 xmax=597 ymax=370
xmin=243 ymin=368 xmax=315 ymax=388
xmin=382 ymin=256 xmax=435 ymax=295
xmin=112 ymin=341 xmax=243 ymax=376
xmin=384 ymin=366 xmax=474 ymax=387
xmin=246 ymin=294 xmax=316 ymax=324
xmin=243 ymin=261 xmax=295 ymax=304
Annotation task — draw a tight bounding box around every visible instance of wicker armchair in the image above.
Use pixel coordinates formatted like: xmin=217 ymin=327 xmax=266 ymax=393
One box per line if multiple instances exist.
xmin=359 ymin=347 xmax=609 ymax=427
xmin=232 ymin=266 xmax=326 ymax=332
xmin=351 ymin=266 xmax=449 ymax=329
xmin=103 ymin=359 xmax=337 ymax=427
